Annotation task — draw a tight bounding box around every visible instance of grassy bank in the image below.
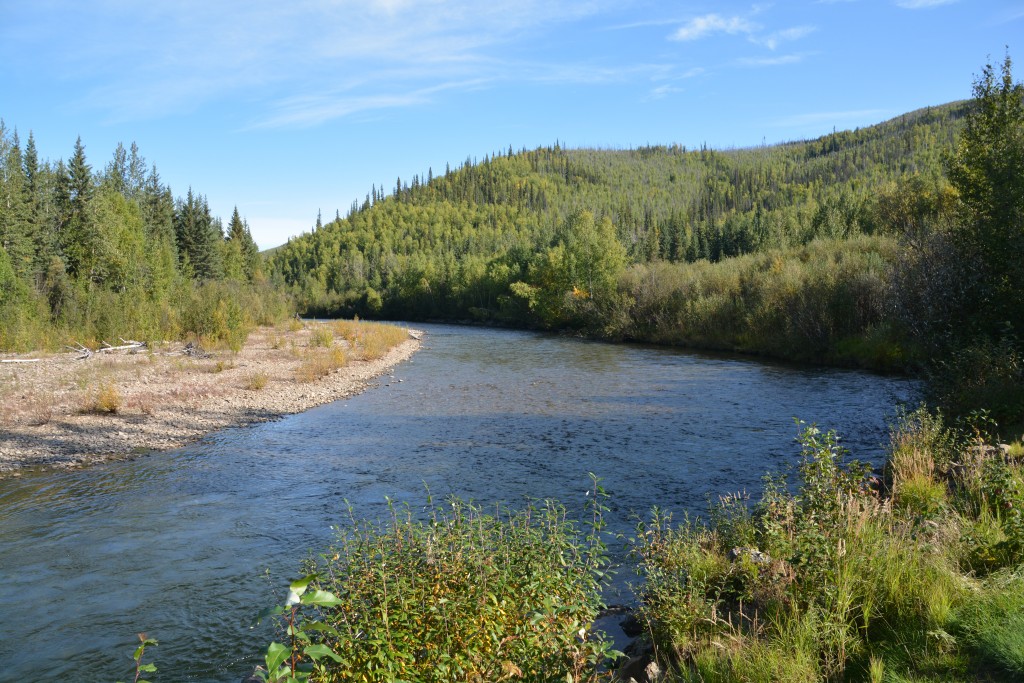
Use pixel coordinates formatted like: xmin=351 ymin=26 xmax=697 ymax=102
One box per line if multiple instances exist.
xmin=632 ymin=410 xmax=1024 ymax=682
xmin=257 ymin=412 xmax=1024 ymax=682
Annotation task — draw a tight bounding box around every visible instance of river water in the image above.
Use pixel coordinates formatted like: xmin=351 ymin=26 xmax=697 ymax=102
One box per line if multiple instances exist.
xmin=0 ymin=324 xmax=918 ymax=681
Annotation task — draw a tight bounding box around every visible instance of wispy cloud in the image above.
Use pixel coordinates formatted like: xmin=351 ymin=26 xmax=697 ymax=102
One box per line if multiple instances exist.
xmin=752 ymin=26 xmax=817 ymax=50
xmin=895 ymin=0 xmax=957 ymax=8
xmin=647 ymin=84 xmax=685 ymax=100
xmin=669 ymin=11 xmax=815 ymax=53
xmin=14 ymin=0 xmax=625 ymax=127
xmin=671 ymin=14 xmax=758 ymax=41
xmin=251 ymin=80 xmax=490 ymax=129
xmin=737 ymin=54 xmax=807 ymax=67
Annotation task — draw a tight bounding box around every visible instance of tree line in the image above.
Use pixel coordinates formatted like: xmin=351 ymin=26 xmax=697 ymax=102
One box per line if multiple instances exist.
xmin=268 ymin=58 xmax=1021 ymax=423
xmin=266 ymin=100 xmax=967 ymax=334
xmin=0 ymin=131 xmax=287 ymax=350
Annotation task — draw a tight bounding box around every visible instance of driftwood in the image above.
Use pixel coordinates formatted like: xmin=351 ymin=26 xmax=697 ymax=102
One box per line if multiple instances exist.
xmin=64 ymin=339 xmax=147 ymax=360
xmin=67 ymin=342 xmax=93 ymax=360
xmin=0 ymin=358 xmax=41 ymax=363
xmin=98 ymin=339 xmax=147 ymax=353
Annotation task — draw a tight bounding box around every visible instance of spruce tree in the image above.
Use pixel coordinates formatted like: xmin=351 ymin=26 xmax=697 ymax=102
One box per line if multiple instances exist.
xmin=60 ymin=136 xmax=98 ymax=280
xmin=0 ymin=126 xmax=34 ymax=278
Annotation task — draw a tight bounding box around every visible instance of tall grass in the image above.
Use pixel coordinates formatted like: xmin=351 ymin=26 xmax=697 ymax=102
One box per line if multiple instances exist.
xmin=632 ymin=410 xmax=1024 ymax=682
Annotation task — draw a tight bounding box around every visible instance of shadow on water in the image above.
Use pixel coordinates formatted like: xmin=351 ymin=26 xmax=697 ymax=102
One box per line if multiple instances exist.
xmin=0 ymin=323 xmax=920 ymax=681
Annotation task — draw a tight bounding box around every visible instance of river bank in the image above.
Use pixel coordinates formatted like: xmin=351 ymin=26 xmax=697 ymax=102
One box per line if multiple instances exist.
xmin=0 ymin=322 xmax=420 ymax=477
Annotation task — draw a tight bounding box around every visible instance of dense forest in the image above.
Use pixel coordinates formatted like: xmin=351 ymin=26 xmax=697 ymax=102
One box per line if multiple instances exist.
xmin=0 ymin=131 xmax=289 ymax=350
xmin=267 ymin=63 xmax=1023 ymax=424
xmin=269 ymin=101 xmax=965 ymax=319
xmin=267 ymin=102 xmax=968 ymax=366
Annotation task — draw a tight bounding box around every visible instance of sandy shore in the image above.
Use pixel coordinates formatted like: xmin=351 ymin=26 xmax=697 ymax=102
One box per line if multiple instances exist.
xmin=0 ymin=323 xmax=421 ymax=477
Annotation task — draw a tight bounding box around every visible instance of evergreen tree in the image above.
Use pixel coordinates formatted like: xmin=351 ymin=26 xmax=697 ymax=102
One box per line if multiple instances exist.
xmin=104 ymin=142 xmax=128 ymax=195
xmin=127 ymin=142 xmax=147 ymax=199
xmin=0 ymin=125 xmax=34 ymax=278
xmin=224 ymin=206 xmax=260 ymax=281
xmin=945 ymin=53 xmax=1024 ymax=337
xmin=59 ymin=136 xmax=98 ymax=280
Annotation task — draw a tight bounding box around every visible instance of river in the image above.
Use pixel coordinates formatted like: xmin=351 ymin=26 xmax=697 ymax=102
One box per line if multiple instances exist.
xmin=0 ymin=324 xmax=919 ymax=681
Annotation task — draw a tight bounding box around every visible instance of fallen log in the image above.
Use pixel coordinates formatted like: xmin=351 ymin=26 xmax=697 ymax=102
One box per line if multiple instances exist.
xmin=97 ymin=340 xmax=147 ymax=353
xmin=66 ymin=342 xmax=93 ymax=360
xmin=0 ymin=358 xmax=42 ymax=363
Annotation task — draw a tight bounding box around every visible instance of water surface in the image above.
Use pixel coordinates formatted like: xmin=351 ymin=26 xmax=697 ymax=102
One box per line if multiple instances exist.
xmin=0 ymin=324 xmax=918 ymax=681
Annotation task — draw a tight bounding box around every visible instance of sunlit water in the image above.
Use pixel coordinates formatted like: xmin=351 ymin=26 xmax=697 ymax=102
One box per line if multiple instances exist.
xmin=0 ymin=324 xmax=919 ymax=681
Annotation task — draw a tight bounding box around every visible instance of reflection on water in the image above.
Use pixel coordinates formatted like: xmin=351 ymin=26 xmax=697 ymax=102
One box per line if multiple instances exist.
xmin=0 ymin=324 xmax=919 ymax=681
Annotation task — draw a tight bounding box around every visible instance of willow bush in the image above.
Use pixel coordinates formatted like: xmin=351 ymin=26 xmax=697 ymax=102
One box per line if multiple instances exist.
xmin=260 ymin=478 xmax=617 ymax=683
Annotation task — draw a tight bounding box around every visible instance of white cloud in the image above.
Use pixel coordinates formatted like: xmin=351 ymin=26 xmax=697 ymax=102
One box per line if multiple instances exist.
xmin=895 ymin=0 xmax=957 ymax=8
xmin=737 ymin=54 xmax=805 ymax=67
xmin=669 ymin=12 xmax=815 ymax=51
xmin=671 ymin=14 xmax=758 ymax=41
xmin=20 ymin=0 xmax=619 ymax=125
xmin=752 ymin=25 xmax=817 ymax=50
xmin=647 ymin=84 xmax=685 ymax=100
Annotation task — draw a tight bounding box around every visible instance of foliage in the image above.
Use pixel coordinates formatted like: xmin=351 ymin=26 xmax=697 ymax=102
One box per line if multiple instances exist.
xmin=951 ymin=570 xmax=1024 ymax=677
xmin=115 ymin=633 xmax=158 ymax=683
xmin=620 ymin=236 xmax=899 ymax=366
xmin=631 ymin=412 xmax=1024 ymax=682
xmin=0 ymin=127 xmax=289 ymax=351
xmin=267 ymin=103 xmax=967 ymax=345
xmin=889 ymin=54 xmax=1024 ymax=423
xmin=260 ymin=477 xmax=617 ymax=683
xmin=945 ymin=53 xmax=1024 ymax=341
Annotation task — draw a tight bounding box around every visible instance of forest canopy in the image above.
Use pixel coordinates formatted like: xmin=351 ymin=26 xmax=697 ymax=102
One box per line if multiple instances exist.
xmin=0 ymin=132 xmax=289 ymax=350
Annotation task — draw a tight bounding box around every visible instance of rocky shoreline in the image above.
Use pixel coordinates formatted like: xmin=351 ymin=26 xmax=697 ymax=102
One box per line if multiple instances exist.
xmin=0 ymin=323 xmax=421 ymax=477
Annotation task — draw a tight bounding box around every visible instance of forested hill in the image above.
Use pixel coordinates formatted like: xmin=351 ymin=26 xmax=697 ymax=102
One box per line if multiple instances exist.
xmin=269 ymin=101 xmax=967 ymax=324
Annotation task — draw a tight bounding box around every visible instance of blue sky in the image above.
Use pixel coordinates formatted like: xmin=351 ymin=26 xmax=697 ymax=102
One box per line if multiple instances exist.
xmin=1 ymin=1 xmax=1020 ymax=249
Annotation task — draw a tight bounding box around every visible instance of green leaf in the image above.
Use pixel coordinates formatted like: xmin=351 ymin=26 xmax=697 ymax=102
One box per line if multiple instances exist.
xmin=286 ymin=575 xmax=316 ymax=605
xmin=298 ymin=621 xmax=341 ymax=636
xmin=289 ymin=575 xmax=316 ymax=593
xmin=304 ymin=643 xmax=344 ymax=663
xmin=265 ymin=642 xmax=290 ymax=674
xmin=300 ymin=589 xmax=344 ymax=607
xmin=138 ymin=663 xmax=157 ymax=673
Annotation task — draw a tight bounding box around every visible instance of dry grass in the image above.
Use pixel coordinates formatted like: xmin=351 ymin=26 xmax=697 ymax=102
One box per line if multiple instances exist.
xmin=295 ymin=347 xmax=347 ymax=383
xmin=245 ymin=371 xmax=270 ymax=391
xmin=332 ymin=320 xmax=410 ymax=360
xmin=308 ymin=326 xmax=334 ymax=348
xmin=2 ymin=321 xmax=413 ymax=424
xmin=81 ymin=383 xmax=122 ymax=414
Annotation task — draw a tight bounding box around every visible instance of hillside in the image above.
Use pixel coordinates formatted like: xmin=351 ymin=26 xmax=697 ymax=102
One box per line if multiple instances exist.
xmin=268 ymin=101 xmax=968 ymax=327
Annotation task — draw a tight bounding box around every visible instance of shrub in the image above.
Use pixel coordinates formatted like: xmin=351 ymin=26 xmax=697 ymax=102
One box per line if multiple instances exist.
xmin=331 ymin=319 xmax=409 ymax=360
xmin=81 ymin=382 xmax=121 ymax=414
xmin=307 ymin=326 xmax=333 ymax=348
xmin=245 ymin=371 xmax=269 ymax=391
xmin=294 ymin=347 xmax=346 ymax=383
xmin=258 ymin=479 xmax=616 ymax=683
xmin=633 ymin=421 xmax=976 ymax=681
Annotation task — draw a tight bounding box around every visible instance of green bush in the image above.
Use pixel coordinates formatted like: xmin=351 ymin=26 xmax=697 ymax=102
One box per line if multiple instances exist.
xmin=260 ymin=479 xmax=616 ymax=683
